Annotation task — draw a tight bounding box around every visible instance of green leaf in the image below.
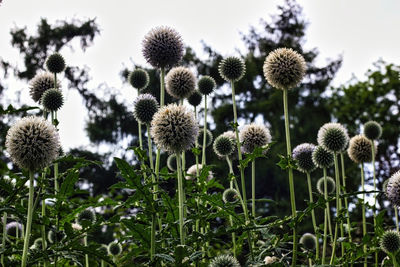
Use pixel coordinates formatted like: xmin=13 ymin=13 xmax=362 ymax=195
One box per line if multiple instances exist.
xmin=276 ymin=154 xmax=297 ymax=170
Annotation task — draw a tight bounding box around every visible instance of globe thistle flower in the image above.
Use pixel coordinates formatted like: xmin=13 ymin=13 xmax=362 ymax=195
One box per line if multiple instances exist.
xmin=185 ymin=164 xmax=213 ymax=181
xmin=29 ymin=72 xmax=60 ymax=102
xmin=76 ymin=209 xmax=96 ymax=225
xmin=312 ymin=146 xmax=334 ymax=169
xmin=47 ymin=229 xmax=65 ymax=244
xmin=300 ymin=233 xmax=317 ymax=251
xmin=317 ymin=122 xmax=349 ymax=153
xmin=381 ymin=230 xmax=400 ymax=254
xmin=5 ymin=222 xmax=22 ymax=238
xmin=133 ymin=93 xmax=159 ymax=124
xmin=292 ymin=143 xmax=316 ymax=173
xmin=142 ymin=26 xmax=184 ymax=69
xmin=5 ymin=116 xmax=60 ymax=171
xmin=222 ymin=188 xmax=239 ymax=204
xmin=386 ymin=171 xmax=400 ymax=206
xmin=263 ymin=47 xmax=306 ymax=90
xmin=198 ymin=128 xmax=213 ymax=148
xmin=151 ymin=104 xmax=199 ymax=153
xmin=165 ymin=67 xmax=196 ymax=99
xmin=208 ymin=254 xmax=240 ymax=267
xmin=41 ymin=88 xmax=64 ymax=112
xmin=347 ymin=135 xmax=376 ymax=164
xmin=239 ymin=123 xmax=271 ymax=154
xmin=198 ymin=76 xmax=216 ymax=95
xmin=222 ymin=130 xmax=239 ymax=159
xmin=33 ymin=238 xmax=44 ymax=249
xmin=264 ymin=256 xmax=278 ymax=265
xmin=213 ymin=135 xmax=235 ymax=158
xmin=218 ymin=57 xmax=246 ymax=82
xmin=316 ymin=176 xmax=336 ymax=195
xmin=108 ymin=241 xmax=122 ymax=256
xmin=128 ymin=69 xmax=150 ymax=90
xmin=187 ymin=90 xmax=203 ymax=107
xmin=363 ymin=121 xmax=382 ymax=140
xmin=167 ymin=154 xmax=177 ymax=171
xmin=99 ymin=244 xmax=109 ymax=255
xmin=46 ymin=53 xmax=66 ymax=74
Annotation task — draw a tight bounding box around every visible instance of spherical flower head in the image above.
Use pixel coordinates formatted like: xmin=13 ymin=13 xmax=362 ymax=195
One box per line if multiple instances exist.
xmin=312 ymin=146 xmax=334 ymax=169
xmin=347 ymin=135 xmax=376 ymax=163
xmin=186 ymin=164 xmax=213 ymax=181
xmin=381 ymin=230 xmax=400 ymax=254
xmin=213 ymin=135 xmax=235 ymax=158
xmin=363 ymin=121 xmax=382 ymax=140
xmin=6 ymin=116 xmax=60 ymax=171
xmin=41 ymin=88 xmax=64 ymax=112
xmin=99 ymin=244 xmax=109 ymax=255
xmin=165 ymin=67 xmax=196 ymax=99
xmin=208 ymin=254 xmax=240 ymax=267
xmin=292 ymin=143 xmax=316 ymax=173
xmin=300 ymin=233 xmax=317 ymax=251
xmin=133 ymin=93 xmax=159 ymax=124
xmin=222 ymin=130 xmax=239 ymax=159
xmin=198 ymin=128 xmax=213 ymax=148
xmin=29 ymin=72 xmax=60 ymax=102
xmin=264 ymin=256 xmax=278 ymax=264
xmin=263 ymin=47 xmax=306 ymax=90
xmin=198 ymin=76 xmax=216 ymax=95
xmin=47 ymin=229 xmax=66 ymax=244
xmin=187 ymin=90 xmax=203 ymax=107
xmin=128 ymin=69 xmax=150 ymax=90
xmin=151 ymin=104 xmax=199 ymax=153
xmin=142 ymin=26 xmax=184 ymax=69
xmin=222 ymin=188 xmax=239 ymax=204
xmin=46 ymin=53 xmax=66 ymax=74
xmin=386 ymin=171 xmax=400 ymax=206
xmin=316 ymin=176 xmax=335 ymax=195
xmin=218 ymin=57 xmax=246 ymax=82
xmin=167 ymin=154 xmax=177 ymax=171
xmin=108 ymin=241 xmax=122 ymax=256
xmin=76 ymin=209 xmax=96 ymax=225
xmin=317 ymin=122 xmax=349 ymax=153
xmin=239 ymin=123 xmax=271 ymax=154
xmin=33 ymin=238 xmax=44 ymax=249
xmin=6 ymin=222 xmax=22 ymax=238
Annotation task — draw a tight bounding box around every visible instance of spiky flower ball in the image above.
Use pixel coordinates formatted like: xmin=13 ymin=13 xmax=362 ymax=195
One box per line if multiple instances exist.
xmin=222 ymin=130 xmax=239 ymax=159
xmin=208 ymin=254 xmax=240 ymax=267
xmin=46 ymin=53 xmax=66 ymax=74
xmin=386 ymin=171 xmax=400 ymax=206
xmin=33 ymin=238 xmax=44 ymax=249
xmin=133 ymin=93 xmax=159 ymax=124
xmin=128 ymin=69 xmax=150 ymax=90
xmin=263 ymin=47 xmax=306 ymax=90
xmin=218 ymin=57 xmax=246 ymax=82
xmin=222 ymin=188 xmax=239 ymax=204
xmin=363 ymin=121 xmax=382 ymax=140
xmin=317 ymin=122 xmax=349 ymax=152
xmin=99 ymin=244 xmax=109 ymax=255
xmin=47 ymin=229 xmax=65 ymax=244
xmin=312 ymin=146 xmax=334 ymax=169
xmin=381 ymin=230 xmax=400 ymax=254
xmin=142 ymin=26 xmax=184 ymax=69
xmin=292 ymin=143 xmax=316 ymax=173
xmin=29 ymin=72 xmax=60 ymax=102
xmin=198 ymin=128 xmax=213 ymax=148
xmin=167 ymin=154 xmax=177 ymax=171
xmin=316 ymin=177 xmax=336 ymax=195
xmin=347 ymin=135 xmax=376 ymax=163
xmin=165 ymin=67 xmax=196 ymax=99
xmin=198 ymin=76 xmax=216 ymax=95
xmin=41 ymin=88 xmax=64 ymax=112
xmin=151 ymin=104 xmax=199 ymax=153
xmin=213 ymin=135 xmax=235 ymax=158
xmin=300 ymin=233 xmax=317 ymax=251
xmin=187 ymin=90 xmax=203 ymax=107
xmin=186 ymin=164 xmax=213 ymax=181
xmin=76 ymin=209 xmax=96 ymax=225
xmin=108 ymin=241 xmax=122 ymax=256
xmin=6 ymin=116 xmax=60 ymax=171
xmin=239 ymin=123 xmax=271 ymax=154
xmin=5 ymin=222 xmax=22 ymax=238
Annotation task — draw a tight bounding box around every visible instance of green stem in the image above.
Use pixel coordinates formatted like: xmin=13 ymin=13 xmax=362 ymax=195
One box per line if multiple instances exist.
xmin=202 ymin=95 xmax=207 ymax=167
xmin=101 ymin=260 xmax=106 ymax=267
xmin=176 ymin=153 xmax=185 ymax=245
xmin=138 ymin=123 xmax=143 ymax=150
xmin=227 ymin=158 xmax=237 ymax=258
xmin=322 ymin=168 xmax=328 ymax=264
xmin=392 ymin=252 xmax=399 ymax=267
xmin=395 ymin=208 xmax=399 ymax=232
xmin=330 ymin=153 xmax=343 ymax=262
xmin=52 ymin=111 xmax=60 ymax=267
xmin=361 ymin=163 xmax=367 ymax=267
xmin=330 ymin=223 xmax=338 ymax=265
xmin=306 ymin=172 xmax=319 ymax=260
xmin=340 ymin=153 xmax=352 ymax=242
xmin=21 ymin=171 xmax=34 ymax=267
xmin=252 ymin=160 xmax=256 ymax=218
xmin=21 ymin=199 xmax=24 ymax=239
xmin=84 ymin=235 xmax=89 ymax=267
xmin=371 ymin=141 xmax=378 ymax=267
xmin=283 ymin=88 xmax=297 ymax=266
xmin=147 ymin=124 xmax=156 ymax=259
xmin=1 ymin=212 xmax=6 ymax=267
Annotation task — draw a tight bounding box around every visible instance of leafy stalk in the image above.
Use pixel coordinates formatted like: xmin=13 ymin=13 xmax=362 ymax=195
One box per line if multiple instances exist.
xmin=306 ymin=172 xmax=319 ymax=260
xmin=201 ymin=95 xmax=207 ymax=167
xmin=21 ymin=170 xmax=34 ymax=267
xmin=175 ymin=153 xmax=185 ymax=245
xmin=361 ymin=163 xmax=367 ymax=267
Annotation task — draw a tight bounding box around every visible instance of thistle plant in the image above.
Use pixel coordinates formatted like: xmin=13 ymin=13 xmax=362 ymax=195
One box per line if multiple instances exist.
xmin=381 ymin=230 xmax=400 ymax=266
xmin=208 ymin=254 xmax=240 ymax=267
xmin=263 ymin=47 xmax=306 ymax=266
xmin=316 ymin=176 xmax=335 ymax=195
xmin=185 ymin=164 xmax=213 ymax=181
xmin=29 ymin=72 xmax=60 ymax=103
xmin=386 ymin=171 xmax=400 ymax=231
xmin=77 ymin=209 xmax=96 ymax=267
xmin=300 ymin=233 xmax=317 ymax=266
xmin=108 ymin=241 xmax=122 ymax=263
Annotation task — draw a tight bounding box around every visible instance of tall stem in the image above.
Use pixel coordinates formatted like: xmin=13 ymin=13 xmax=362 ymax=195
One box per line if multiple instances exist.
xmin=227 ymin=161 xmax=237 ymax=258
xmin=306 ymin=172 xmax=319 ymax=260
xmin=201 ymin=95 xmax=207 ymax=167
xmin=176 ymin=153 xmax=185 ymax=245
xmin=371 ymin=141 xmax=378 ymax=266
xmin=1 ymin=212 xmax=7 ymax=266
xmin=340 ymin=153 xmax=352 ymax=241
xmin=395 ymin=208 xmax=399 ymax=232
xmin=330 ymin=153 xmax=343 ymax=262
xmin=392 ymin=253 xmax=399 ymax=267
xmin=21 ymin=171 xmax=34 ymax=267
xmin=361 ymin=163 xmax=367 ymax=267
xmin=322 ymin=168 xmax=328 ymax=265
xmin=147 ymin=124 xmax=156 ymax=259
xmin=84 ymin=235 xmax=89 ymax=267
xmin=283 ymin=88 xmax=297 ymax=266
xmin=138 ymin=123 xmax=143 ymax=150
xmin=252 ymin=160 xmax=256 ymax=218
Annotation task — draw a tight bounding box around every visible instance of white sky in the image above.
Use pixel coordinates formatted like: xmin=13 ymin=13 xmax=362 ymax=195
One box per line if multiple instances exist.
xmin=1 ymin=0 xmax=400 ymax=150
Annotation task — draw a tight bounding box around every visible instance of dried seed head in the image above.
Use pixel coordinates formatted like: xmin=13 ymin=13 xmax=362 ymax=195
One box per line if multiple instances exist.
xmin=167 ymin=154 xmax=177 ymax=171
xmin=222 ymin=188 xmax=239 ymax=204
xmin=292 ymin=143 xmax=316 ymax=173
xmin=263 ymin=47 xmax=306 ymax=90
xmin=185 ymin=164 xmax=213 ymax=181
xmin=312 ymin=146 xmax=334 ymax=169
xmin=46 ymin=53 xmax=66 ymax=74
xmin=208 ymin=254 xmax=240 ymax=267
xmin=29 ymin=72 xmax=60 ymax=102
xmin=218 ymin=57 xmax=246 ymax=82
xmin=381 ymin=230 xmax=400 ymax=254
xmin=76 ymin=209 xmax=96 ymax=225
xmin=213 ymin=135 xmax=235 ymax=158
xmin=142 ymin=26 xmax=184 ymax=69
xmin=317 ymin=122 xmax=349 ymax=152
xmin=108 ymin=241 xmax=122 ymax=256
xmin=151 ymin=104 xmax=198 ymax=153
xmin=6 ymin=116 xmax=60 ymax=171
xmin=133 ymin=93 xmax=159 ymax=124
xmin=239 ymin=123 xmax=271 ymax=154
xmin=187 ymin=90 xmax=203 ymax=107
xmin=347 ymin=135 xmax=376 ymax=163
xmin=363 ymin=121 xmax=382 ymax=140
xmin=386 ymin=171 xmax=400 ymax=207
xmin=128 ymin=69 xmax=150 ymax=90
xmin=41 ymin=88 xmax=64 ymax=112
xmin=198 ymin=76 xmax=216 ymax=95
xmin=316 ymin=176 xmax=336 ymax=195
xmin=165 ymin=67 xmax=196 ymax=99
xmin=198 ymin=128 xmax=213 ymax=148
xmin=300 ymin=233 xmax=317 ymax=251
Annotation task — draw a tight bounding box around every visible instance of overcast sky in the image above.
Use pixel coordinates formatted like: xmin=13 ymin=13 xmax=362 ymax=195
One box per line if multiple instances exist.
xmin=1 ymin=0 xmax=399 ymax=150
